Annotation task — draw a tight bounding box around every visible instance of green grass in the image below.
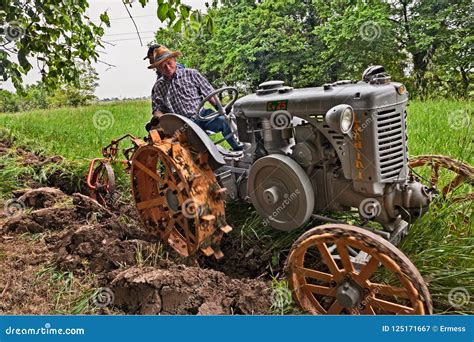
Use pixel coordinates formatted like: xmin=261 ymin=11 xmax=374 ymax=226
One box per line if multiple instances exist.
xmin=0 ymin=100 xmax=151 ymax=159
xmin=0 ymin=98 xmax=472 ymax=314
xmin=407 ymin=100 xmax=473 ymax=164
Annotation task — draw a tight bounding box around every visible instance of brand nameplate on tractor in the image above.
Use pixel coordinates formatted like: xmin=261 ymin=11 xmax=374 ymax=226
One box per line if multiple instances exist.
xmin=266 ymin=100 xmax=288 ymax=111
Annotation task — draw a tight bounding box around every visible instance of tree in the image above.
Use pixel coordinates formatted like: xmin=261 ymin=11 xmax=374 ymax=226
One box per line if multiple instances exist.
xmin=156 ymin=0 xmax=328 ymax=91
xmin=0 ymin=0 xmax=110 ymax=90
xmin=155 ymin=0 xmax=471 ymax=99
xmin=0 ymin=0 xmax=210 ymax=91
xmin=389 ymin=0 xmax=473 ymax=98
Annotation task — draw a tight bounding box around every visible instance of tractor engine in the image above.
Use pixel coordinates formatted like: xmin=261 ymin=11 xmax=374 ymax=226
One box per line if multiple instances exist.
xmin=230 ymin=66 xmax=435 ymax=244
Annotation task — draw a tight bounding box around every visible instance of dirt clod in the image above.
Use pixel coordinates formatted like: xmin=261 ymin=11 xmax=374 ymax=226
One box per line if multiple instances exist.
xmin=111 ymin=265 xmax=272 ymax=315
xmin=18 ymin=187 xmax=67 ymax=208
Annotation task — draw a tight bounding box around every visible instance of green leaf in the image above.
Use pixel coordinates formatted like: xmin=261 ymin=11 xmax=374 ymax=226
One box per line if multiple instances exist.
xmin=168 ymin=8 xmax=176 ymax=22
xmin=173 ymin=18 xmax=183 ymax=32
xmin=99 ymin=12 xmax=110 ymax=27
xmin=180 ymin=5 xmax=190 ymax=18
xmin=157 ymin=3 xmax=169 ymax=22
xmin=17 ymin=50 xmax=29 ymax=70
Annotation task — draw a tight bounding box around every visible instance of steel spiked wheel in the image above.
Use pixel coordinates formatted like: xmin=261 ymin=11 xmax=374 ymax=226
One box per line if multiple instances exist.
xmin=89 ymin=161 xmax=116 ymax=207
xmin=130 ymin=130 xmax=231 ymax=259
xmin=409 ymin=155 xmax=474 ymax=203
xmin=285 ymin=224 xmax=432 ymax=315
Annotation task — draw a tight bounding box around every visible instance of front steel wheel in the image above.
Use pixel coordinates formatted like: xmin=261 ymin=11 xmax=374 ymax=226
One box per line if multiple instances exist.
xmin=285 ymin=224 xmax=432 ymax=315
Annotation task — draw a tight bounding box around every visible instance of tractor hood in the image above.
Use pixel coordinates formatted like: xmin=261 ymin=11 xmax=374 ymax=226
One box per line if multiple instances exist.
xmin=233 ymin=80 xmax=408 ymax=118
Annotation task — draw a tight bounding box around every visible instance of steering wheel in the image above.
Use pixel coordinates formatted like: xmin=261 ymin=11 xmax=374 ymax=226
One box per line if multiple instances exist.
xmin=195 ymin=87 xmax=239 ymax=121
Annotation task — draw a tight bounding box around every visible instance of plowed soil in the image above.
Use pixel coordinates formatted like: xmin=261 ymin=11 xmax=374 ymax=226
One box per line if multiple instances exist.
xmin=0 ymin=185 xmax=272 ymax=315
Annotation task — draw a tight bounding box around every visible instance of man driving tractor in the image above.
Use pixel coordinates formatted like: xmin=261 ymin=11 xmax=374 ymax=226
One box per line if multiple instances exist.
xmin=147 ymin=46 xmax=243 ymax=151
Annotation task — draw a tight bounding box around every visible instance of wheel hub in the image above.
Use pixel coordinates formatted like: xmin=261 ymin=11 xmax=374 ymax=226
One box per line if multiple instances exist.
xmin=165 ymin=188 xmax=180 ymax=212
xmin=263 ymin=186 xmax=281 ymax=205
xmin=335 ymin=280 xmax=363 ymax=308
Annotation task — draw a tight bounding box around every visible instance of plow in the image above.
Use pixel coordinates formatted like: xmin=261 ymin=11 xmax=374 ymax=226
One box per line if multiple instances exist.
xmin=87 ymin=66 xmax=473 ymax=315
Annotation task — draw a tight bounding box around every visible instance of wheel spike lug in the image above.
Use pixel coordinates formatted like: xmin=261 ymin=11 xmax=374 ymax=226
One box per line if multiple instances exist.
xmin=212 ymin=188 xmax=227 ymax=199
xmin=212 ymin=246 xmax=224 ymax=259
xmin=201 ymin=246 xmax=214 ymax=257
xmin=220 ymin=225 xmax=232 ymax=234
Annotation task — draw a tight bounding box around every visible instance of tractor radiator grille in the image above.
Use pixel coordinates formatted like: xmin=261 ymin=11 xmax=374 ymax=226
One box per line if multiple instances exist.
xmin=376 ymin=108 xmax=406 ymax=181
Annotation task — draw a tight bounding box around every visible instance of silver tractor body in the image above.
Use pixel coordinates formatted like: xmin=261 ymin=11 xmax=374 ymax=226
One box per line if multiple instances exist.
xmin=215 ymin=68 xmax=434 ymax=245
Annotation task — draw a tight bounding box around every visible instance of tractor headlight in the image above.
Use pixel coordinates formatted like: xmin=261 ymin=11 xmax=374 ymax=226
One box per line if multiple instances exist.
xmin=325 ymin=104 xmax=354 ymax=135
xmin=340 ymin=107 xmax=354 ymax=134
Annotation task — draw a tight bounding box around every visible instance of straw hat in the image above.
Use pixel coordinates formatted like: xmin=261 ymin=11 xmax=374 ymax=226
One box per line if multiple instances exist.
xmin=147 ymin=46 xmax=182 ymax=69
xmin=143 ymin=44 xmax=161 ymax=60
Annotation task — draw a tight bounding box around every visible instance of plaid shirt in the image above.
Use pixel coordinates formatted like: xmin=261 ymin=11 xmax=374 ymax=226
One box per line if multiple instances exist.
xmin=151 ymin=68 xmax=214 ymax=119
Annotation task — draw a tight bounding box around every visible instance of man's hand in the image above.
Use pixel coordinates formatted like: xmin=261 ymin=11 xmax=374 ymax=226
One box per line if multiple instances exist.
xmin=209 ymin=96 xmax=218 ymax=107
xmin=146 ymin=115 xmax=161 ymax=132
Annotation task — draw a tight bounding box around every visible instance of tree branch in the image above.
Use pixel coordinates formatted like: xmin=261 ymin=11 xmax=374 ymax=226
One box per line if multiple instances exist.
xmin=122 ymin=0 xmax=143 ymax=46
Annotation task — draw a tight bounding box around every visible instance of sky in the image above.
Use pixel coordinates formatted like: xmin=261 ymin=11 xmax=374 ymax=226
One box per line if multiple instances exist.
xmin=3 ymin=0 xmax=207 ymax=99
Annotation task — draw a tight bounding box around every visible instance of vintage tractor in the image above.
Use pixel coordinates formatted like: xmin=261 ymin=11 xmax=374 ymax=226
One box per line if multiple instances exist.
xmin=87 ymin=65 xmax=473 ymax=315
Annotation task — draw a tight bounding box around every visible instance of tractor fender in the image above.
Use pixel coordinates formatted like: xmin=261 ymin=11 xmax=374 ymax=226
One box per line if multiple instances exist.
xmin=159 ymin=113 xmax=226 ymax=170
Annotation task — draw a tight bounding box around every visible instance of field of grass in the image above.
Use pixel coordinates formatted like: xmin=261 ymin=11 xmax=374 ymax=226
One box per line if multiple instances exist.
xmin=0 ymin=98 xmax=472 ymax=314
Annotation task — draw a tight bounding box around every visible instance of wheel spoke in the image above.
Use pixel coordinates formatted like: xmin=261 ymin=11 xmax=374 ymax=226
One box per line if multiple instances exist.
xmin=163 ymin=217 xmax=176 ymax=241
xmin=316 ymin=242 xmax=341 ymax=276
xmin=369 ymin=282 xmax=410 ymax=299
xmin=430 ymin=163 xmax=440 ymax=185
xmin=336 ymin=242 xmax=354 ymax=273
xmin=442 ymin=174 xmax=465 ymax=196
xmin=293 ymin=266 xmax=333 ymax=283
xmin=369 ymin=297 xmax=414 ymax=314
xmin=134 ymin=160 xmax=162 ymax=182
xmin=305 ymin=284 xmax=336 ymax=297
xmin=327 ymin=300 xmax=344 ymax=314
xmin=362 ymin=304 xmax=375 ymax=315
xmin=357 ymin=255 xmax=380 ymax=281
xmin=136 ymin=197 xmax=164 ymax=210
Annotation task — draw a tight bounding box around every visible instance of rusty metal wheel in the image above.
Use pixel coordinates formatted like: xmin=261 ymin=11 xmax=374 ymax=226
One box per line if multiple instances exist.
xmin=130 ymin=132 xmax=231 ymax=259
xmin=285 ymin=224 xmax=432 ymax=315
xmin=89 ymin=161 xmax=116 ymax=207
xmin=409 ymin=155 xmax=474 ymax=203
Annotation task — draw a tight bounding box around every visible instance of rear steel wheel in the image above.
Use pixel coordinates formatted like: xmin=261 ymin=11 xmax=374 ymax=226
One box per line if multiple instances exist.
xmin=89 ymin=161 xmax=116 ymax=207
xmin=409 ymin=155 xmax=474 ymax=203
xmin=130 ymin=132 xmax=231 ymax=258
xmin=285 ymin=224 xmax=432 ymax=315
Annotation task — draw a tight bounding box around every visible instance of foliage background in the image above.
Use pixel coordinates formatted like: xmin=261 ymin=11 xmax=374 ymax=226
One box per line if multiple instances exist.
xmin=154 ymin=0 xmax=472 ymax=99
